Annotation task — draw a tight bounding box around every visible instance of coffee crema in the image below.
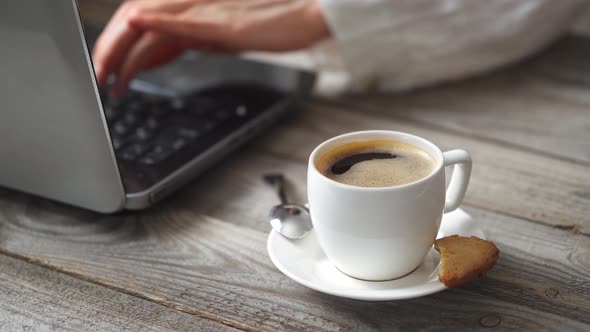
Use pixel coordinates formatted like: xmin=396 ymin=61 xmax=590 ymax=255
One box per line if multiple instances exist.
xmin=316 ymin=140 xmax=436 ymax=188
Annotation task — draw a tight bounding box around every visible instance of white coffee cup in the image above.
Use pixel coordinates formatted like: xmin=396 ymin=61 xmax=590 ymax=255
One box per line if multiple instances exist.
xmin=307 ymin=130 xmax=472 ymax=281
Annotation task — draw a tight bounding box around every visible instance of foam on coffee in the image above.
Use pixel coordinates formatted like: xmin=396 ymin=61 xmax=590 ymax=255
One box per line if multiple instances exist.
xmin=316 ymin=140 xmax=436 ymax=188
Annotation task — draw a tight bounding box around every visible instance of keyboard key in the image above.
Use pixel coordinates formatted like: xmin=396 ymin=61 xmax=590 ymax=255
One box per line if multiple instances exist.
xmin=113 ymin=122 xmax=129 ymax=136
xmin=151 ymin=145 xmax=165 ymax=154
xmin=236 ymin=105 xmax=248 ymax=117
xmin=178 ymin=128 xmax=199 ymax=139
xmin=170 ymin=98 xmax=186 ymax=111
xmin=139 ymin=156 xmax=158 ymax=166
xmin=172 ymin=138 xmax=188 ymax=151
xmin=132 ymin=143 xmax=150 ymax=154
xmin=152 ymin=144 xmax=175 ymax=157
xmin=123 ymin=112 xmax=141 ymax=126
xmin=158 ymin=150 xmax=175 ymax=161
xmin=145 ymin=117 xmax=161 ymax=130
xmin=103 ymin=105 xmax=117 ymax=120
xmin=141 ymin=145 xmax=175 ymax=165
xmin=111 ymin=137 xmax=123 ymax=150
xmin=119 ymin=151 xmax=136 ymax=161
xmin=135 ymin=127 xmax=154 ymax=141
xmin=119 ymin=143 xmax=150 ymax=161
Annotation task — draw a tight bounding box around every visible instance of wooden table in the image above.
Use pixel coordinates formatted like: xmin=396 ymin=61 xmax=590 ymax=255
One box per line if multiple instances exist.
xmin=1 ymin=3 xmax=590 ymax=330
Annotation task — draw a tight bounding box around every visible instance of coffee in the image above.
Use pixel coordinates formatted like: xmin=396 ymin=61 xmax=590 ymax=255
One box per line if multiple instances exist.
xmin=316 ymin=140 xmax=436 ymax=188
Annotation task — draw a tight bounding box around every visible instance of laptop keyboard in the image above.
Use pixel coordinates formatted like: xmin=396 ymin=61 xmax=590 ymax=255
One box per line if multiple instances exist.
xmin=99 ymin=84 xmax=285 ymax=192
xmin=102 ymin=89 xmax=250 ymax=167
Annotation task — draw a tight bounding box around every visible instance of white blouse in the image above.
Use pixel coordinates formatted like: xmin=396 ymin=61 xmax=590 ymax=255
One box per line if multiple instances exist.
xmin=249 ymin=0 xmax=590 ymax=93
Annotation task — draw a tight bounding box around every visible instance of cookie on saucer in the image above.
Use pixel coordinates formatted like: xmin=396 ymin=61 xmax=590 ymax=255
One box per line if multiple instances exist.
xmin=434 ymin=235 xmax=499 ymax=288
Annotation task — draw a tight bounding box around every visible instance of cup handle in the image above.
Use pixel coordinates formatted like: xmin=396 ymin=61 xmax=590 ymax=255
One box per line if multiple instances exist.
xmin=443 ymin=150 xmax=472 ymax=213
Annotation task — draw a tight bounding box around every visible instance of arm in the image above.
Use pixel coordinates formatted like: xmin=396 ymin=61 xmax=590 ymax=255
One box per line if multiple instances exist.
xmin=317 ymin=0 xmax=589 ymax=92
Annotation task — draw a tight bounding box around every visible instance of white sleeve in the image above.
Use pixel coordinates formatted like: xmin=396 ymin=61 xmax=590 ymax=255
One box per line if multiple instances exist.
xmin=316 ymin=0 xmax=589 ymax=92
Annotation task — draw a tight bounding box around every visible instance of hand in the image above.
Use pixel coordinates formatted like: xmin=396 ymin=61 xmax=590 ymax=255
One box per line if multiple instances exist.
xmin=92 ymin=0 xmax=330 ymax=95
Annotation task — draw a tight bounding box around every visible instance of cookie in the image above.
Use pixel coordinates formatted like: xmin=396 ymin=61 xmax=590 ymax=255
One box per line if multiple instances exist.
xmin=434 ymin=235 xmax=499 ymax=288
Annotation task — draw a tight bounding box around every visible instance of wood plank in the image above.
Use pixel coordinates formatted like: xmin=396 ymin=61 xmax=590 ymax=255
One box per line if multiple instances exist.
xmin=345 ymin=36 xmax=590 ymax=164
xmin=0 ymin=151 xmax=588 ymax=331
xmin=0 ymin=253 xmax=236 ymax=332
xmin=250 ymin=101 xmax=590 ymax=235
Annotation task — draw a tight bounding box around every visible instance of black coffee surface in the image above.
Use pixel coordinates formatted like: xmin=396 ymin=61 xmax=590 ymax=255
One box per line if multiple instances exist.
xmin=316 ymin=140 xmax=436 ymax=188
xmin=331 ymin=153 xmax=397 ymax=175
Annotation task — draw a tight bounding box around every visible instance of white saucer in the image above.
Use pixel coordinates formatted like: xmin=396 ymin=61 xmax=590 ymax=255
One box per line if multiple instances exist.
xmin=267 ymin=208 xmax=485 ymax=301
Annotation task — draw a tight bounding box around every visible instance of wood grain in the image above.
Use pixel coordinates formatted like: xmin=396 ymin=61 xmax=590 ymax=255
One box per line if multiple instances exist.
xmin=338 ymin=37 xmax=590 ymax=165
xmin=0 ymin=253 xmax=236 ymax=332
xmin=513 ymin=36 xmax=590 ymax=104
xmin=0 ymin=150 xmax=587 ymax=331
xmin=346 ymin=77 xmax=590 ymax=165
xmin=251 ymin=101 xmax=590 ymax=235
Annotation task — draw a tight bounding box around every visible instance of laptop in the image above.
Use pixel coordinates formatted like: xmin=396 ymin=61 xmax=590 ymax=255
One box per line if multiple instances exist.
xmin=0 ymin=1 xmax=315 ymax=213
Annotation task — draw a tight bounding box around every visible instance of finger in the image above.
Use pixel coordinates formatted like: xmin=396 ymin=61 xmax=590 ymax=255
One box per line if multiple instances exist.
xmin=141 ymin=43 xmax=187 ymax=70
xmin=112 ymin=31 xmax=176 ymax=96
xmin=141 ymin=37 xmax=210 ymax=69
xmin=130 ymin=13 xmax=228 ymax=43
xmin=92 ymin=0 xmax=196 ymax=85
xmin=113 ymin=33 xmax=230 ymax=95
xmin=93 ymin=20 xmax=142 ymax=86
xmin=114 ymin=34 xmax=215 ymax=94
xmin=92 ymin=1 xmax=152 ymax=85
